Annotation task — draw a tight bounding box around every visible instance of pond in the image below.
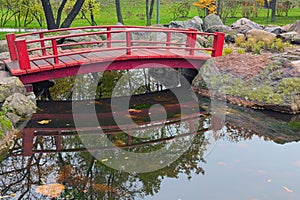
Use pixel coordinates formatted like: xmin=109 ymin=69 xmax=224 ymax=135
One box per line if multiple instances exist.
xmin=1 ymin=70 xmax=300 ymax=199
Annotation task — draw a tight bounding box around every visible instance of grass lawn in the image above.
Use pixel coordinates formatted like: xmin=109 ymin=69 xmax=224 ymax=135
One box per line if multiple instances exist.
xmin=0 ymin=0 xmax=299 ymax=40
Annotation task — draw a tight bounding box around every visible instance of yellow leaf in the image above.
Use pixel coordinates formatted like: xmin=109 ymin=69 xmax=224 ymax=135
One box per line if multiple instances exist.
xmin=36 ymin=183 xmax=65 ymax=198
xmin=101 ymin=158 xmax=109 ymax=162
xmin=113 ymin=140 xmax=126 ymax=147
xmin=37 ymin=119 xmax=52 ymax=125
xmin=128 ymin=109 xmax=142 ymax=113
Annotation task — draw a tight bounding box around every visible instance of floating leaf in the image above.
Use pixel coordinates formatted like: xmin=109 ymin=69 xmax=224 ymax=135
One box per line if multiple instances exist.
xmin=101 ymin=158 xmax=109 ymax=162
xmin=128 ymin=109 xmax=142 ymax=113
xmin=93 ymin=183 xmax=116 ymax=193
xmin=36 ymin=183 xmax=65 ymax=198
xmin=38 ymin=119 xmax=52 ymax=125
xmin=282 ymin=186 xmax=293 ymax=193
xmin=113 ymin=140 xmax=126 ymax=147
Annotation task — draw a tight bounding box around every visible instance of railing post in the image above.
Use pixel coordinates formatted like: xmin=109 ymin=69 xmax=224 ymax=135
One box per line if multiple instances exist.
xmin=39 ymin=32 xmax=47 ymax=56
xmin=6 ymin=33 xmax=18 ymax=61
xmin=186 ymin=28 xmax=197 ymax=55
xmin=15 ymin=39 xmax=30 ymax=70
xmin=51 ymin=39 xmax=59 ymax=64
xmin=166 ymin=32 xmax=171 ymax=47
xmin=211 ymin=32 xmax=225 ymax=57
xmin=107 ymin=27 xmax=112 ymax=48
xmin=126 ymin=32 xmax=131 ymax=55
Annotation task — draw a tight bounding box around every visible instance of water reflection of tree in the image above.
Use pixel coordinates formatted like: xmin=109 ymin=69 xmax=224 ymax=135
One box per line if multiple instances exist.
xmin=0 ymin=130 xmax=207 ymax=199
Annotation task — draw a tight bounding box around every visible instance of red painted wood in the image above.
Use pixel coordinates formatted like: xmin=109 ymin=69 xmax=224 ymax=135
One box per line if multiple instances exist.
xmin=212 ymin=32 xmax=225 ymax=57
xmin=5 ymin=26 xmax=224 ymax=84
xmin=4 ymin=60 xmax=27 ymax=75
xmin=107 ymin=27 xmax=112 ymax=48
xmin=15 ymin=39 xmax=30 ymax=70
xmin=39 ymin=32 xmax=47 ymax=56
xmin=126 ymin=32 xmax=131 ymax=55
xmin=6 ymin=34 xmax=18 ymax=60
xmin=22 ymin=128 xmax=34 ymax=156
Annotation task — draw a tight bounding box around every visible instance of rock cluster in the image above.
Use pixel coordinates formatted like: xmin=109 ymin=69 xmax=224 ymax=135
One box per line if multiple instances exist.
xmin=0 ymin=77 xmax=37 ymax=137
xmin=168 ymin=15 xmax=300 ymax=44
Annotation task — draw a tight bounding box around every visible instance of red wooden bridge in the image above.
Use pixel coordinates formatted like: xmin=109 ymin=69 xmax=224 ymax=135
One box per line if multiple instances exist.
xmin=4 ymin=26 xmax=225 ymax=84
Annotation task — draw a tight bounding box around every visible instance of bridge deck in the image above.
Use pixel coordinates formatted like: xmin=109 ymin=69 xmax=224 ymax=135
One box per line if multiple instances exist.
xmin=4 ymin=26 xmax=225 ymax=84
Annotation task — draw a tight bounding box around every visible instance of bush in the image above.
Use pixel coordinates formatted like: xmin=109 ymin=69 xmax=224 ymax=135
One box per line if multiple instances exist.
xmin=223 ymin=47 xmax=234 ymax=55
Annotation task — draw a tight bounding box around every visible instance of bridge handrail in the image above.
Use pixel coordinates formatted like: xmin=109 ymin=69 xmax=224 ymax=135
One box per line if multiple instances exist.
xmin=5 ymin=26 xmax=225 ymax=70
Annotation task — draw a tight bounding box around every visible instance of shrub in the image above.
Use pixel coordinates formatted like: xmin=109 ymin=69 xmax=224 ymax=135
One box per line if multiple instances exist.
xmin=223 ymin=47 xmax=234 ymax=55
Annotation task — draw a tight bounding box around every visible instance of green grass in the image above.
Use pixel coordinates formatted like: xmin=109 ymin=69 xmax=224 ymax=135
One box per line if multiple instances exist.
xmin=0 ymin=0 xmax=299 ymax=31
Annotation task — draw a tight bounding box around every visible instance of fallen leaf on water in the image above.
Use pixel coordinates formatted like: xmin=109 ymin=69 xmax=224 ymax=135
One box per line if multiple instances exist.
xmin=93 ymin=183 xmax=116 ymax=193
xmin=101 ymin=158 xmax=109 ymax=162
xmin=113 ymin=140 xmax=126 ymax=147
xmin=282 ymin=186 xmax=293 ymax=193
xmin=38 ymin=119 xmax=52 ymax=125
xmin=35 ymin=183 xmax=65 ymax=198
xmin=128 ymin=109 xmax=142 ymax=113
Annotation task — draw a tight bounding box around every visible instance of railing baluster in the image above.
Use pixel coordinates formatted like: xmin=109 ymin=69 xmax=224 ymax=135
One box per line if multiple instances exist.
xmin=15 ymin=39 xmax=30 ymax=70
xmin=211 ymin=32 xmax=225 ymax=57
xmin=166 ymin=32 xmax=171 ymax=47
xmin=6 ymin=33 xmax=18 ymax=61
xmin=39 ymin=32 xmax=47 ymax=56
xmin=126 ymin=32 xmax=131 ymax=55
xmin=107 ymin=27 xmax=112 ymax=48
xmin=187 ymin=28 xmax=197 ymax=55
xmin=51 ymin=39 xmax=59 ymax=64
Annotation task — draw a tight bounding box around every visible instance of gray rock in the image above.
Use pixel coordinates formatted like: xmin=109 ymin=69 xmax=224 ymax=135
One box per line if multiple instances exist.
xmin=0 ymin=40 xmax=8 ymax=53
xmin=203 ymin=14 xmax=223 ymax=31
xmin=232 ymin=18 xmax=263 ymax=33
xmin=279 ymin=31 xmax=300 ymax=44
xmin=246 ymin=29 xmax=276 ymax=43
xmin=169 ymin=16 xmax=203 ymax=31
xmin=0 ymin=77 xmax=26 ymax=102
xmin=5 ymin=112 xmax=21 ymax=125
xmin=264 ymin=26 xmax=284 ymax=35
xmin=149 ymin=68 xmax=180 ymax=88
xmin=3 ymin=93 xmax=37 ymax=117
xmin=206 ymin=25 xmax=237 ymax=43
xmin=288 ymin=20 xmax=300 ymax=34
xmin=0 ymin=52 xmax=10 ymax=69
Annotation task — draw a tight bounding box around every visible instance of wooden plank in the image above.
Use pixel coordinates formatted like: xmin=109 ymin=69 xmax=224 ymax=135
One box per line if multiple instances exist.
xmin=31 ymin=58 xmax=54 ymax=71
xmin=67 ymin=54 xmax=90 ymax=65
xmin=59 ymin=55 xmax=80 ymax=67
xmin=4 ymin=60 xmax=27 ymax=75
xmin=26 ymin=61 xmax=41 ymax=74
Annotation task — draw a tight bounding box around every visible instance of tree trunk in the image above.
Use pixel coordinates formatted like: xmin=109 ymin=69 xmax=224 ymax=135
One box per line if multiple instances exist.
xmin=146 ymin=0 xmax=156 ymax=26
xmin=41 ymin=0 xmax=57 ymax=29
xmin=60 ymin=0 xmax=85 ymax=28
xmin=271 ymin=0 xmax=276 ymax=22
xmin=115 ymin=0 xmax=124 ymax=24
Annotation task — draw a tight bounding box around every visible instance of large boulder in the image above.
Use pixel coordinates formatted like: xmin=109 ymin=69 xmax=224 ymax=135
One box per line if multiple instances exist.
xmin=264 ymin=26 xmax=284 ymax=36
xmin=0 ymin=52 xmax=10 ymax=70
xmin=149 ymin=68 xmax=181 ymax=88
xmin=169 ymin=16 xmax=203 ymax=31
xmin=232 ymin=18 xmax=263 ymax=33
xmin=0 ymin=40 xmax=8 ymax=53
xmin=0 ymin=77 xmax=26 ymax=102
xmin=3 ymin=93 xmax=37 ymax=118
xmin=203 ymin=14 xmax=223 ymax=31
xmin=206 ymin=25 xmax=237 ymax=43
xmin=246 ymin=29 xmax=276 ymax=43
xmin=288 ymin=20 xmax=300 ymax=33
xmin=279 ymin=31 xmax=300 ymax=44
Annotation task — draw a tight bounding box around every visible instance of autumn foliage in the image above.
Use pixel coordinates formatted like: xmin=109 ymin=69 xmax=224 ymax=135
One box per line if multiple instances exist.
xmin=193 ymin=0 xmax=217 ymax=14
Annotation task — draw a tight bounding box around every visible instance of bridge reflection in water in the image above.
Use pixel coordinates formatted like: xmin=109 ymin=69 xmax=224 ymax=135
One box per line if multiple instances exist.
xmin=20 ymin=87 xmax=208 ymax=156
xmin=2 ymin=89 xmax=300 ymax=199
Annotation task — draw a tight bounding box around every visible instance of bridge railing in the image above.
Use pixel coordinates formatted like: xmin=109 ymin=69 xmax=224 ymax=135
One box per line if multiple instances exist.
xmin=6 ymin=26 xmax=225 ymax=70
